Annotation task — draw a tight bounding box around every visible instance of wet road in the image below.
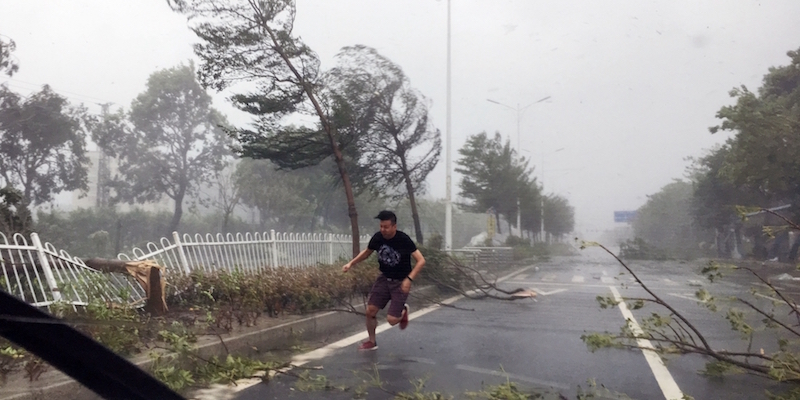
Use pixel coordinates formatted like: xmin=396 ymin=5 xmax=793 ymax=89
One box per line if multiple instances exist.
xmin=226 ymin=247 xmax=791 ymax=399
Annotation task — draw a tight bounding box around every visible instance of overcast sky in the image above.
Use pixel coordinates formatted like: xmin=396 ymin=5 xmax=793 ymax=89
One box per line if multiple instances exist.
xmin=3 ymin=0 xmax=800 ymax=237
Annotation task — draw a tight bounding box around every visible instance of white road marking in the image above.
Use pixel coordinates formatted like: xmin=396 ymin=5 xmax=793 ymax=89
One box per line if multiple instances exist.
xmin=600 ymin=276 xmax=615 ymax=284
xmin=541 ymin=274 xmax=557 ymax=282
xmin=455 ymin=364 xmax=570 ymax=390
xmin=602 ymin=270 xmax=608 ymax=276
xmin=571 ymin=275 xmax=585 ymax=283
xmin=193 ymin=265 xmax=537 ymax=397
xmin=515 ymin=273 xmax=529 ymax=280
xmin=610 ymin=286 xmax=685 ymax=400
xmin=532 ymin=288 xmax=568 ymax=296
xmin=754 ymin=292 xmax=798 ymax=307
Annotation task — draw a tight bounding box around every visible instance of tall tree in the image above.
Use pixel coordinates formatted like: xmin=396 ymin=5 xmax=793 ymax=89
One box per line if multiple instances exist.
xmin=543 ymin=194 xmax=575 ymax=240
xmin=328 ymin=45 xmax=441 ymax=244
xmin=0 ymin=85 xmax=90 ymax=204
xmin=635 ymin=180 xmax=711 ymax=256
xmin=207 ymin=161 xmax=242 ymax=234
xmin=709 ymin=47 xmax=800 ymax=209
xmin=0 ymin=35 xmax=19 ymax=77
xmin=456 ymin=132 xmax=531 ymax=234
xmin=168 ymin=0 xmax=363 ymax=256
xmin=518 ymin=179 xmax=542 ymax=235
xmin=234 ymin=158 xmax=317 ymax=231
xmin=93 ymin=64 xmax=229 ymax=234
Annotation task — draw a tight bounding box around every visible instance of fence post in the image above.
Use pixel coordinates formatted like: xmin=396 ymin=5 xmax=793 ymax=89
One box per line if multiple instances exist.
xmin=172 ymin=232 xmax=192 ymax=275
xmin=328 ymin=234 xmax=334 ymax=265
xmin=270 ymin=230 xmax=278 ymax=268
xmin=30 ymin=233 xmax=62 ymax=302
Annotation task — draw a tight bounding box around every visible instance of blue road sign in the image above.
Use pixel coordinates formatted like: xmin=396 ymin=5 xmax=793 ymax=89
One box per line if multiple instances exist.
xmin=614 ymin=211 xmax=637 ymax=223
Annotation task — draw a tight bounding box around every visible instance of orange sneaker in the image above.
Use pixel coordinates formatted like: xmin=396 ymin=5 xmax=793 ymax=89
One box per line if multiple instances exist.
xmin=358 ymin=340 xmax=378 ymax=351
xmin=399 ymin=304 xmax=410 ymax=330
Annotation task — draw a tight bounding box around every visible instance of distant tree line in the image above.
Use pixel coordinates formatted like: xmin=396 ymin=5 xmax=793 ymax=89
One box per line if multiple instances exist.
xmin=630 ymin=46 xmax=800 ymax=260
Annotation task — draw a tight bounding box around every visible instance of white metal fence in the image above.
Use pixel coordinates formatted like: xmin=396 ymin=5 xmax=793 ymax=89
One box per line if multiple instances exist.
xmin=118 ymin=230 xmax=371 ymax=276
xmin=0 ymin=232 xmax=146 ymax=308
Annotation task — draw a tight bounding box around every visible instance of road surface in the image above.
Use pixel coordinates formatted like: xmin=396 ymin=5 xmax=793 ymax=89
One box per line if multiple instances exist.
xmin=225 ymin=247 xmax=792 ymax=399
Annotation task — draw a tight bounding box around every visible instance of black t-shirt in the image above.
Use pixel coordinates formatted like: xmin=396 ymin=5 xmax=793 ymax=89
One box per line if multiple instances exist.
xmin=368 ymin=231 xmax=417 ymax=279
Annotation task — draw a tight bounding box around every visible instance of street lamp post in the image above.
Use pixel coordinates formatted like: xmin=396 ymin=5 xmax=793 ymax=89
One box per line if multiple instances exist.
xmin=445 ymin=0 xmax=452 ymax=252
xmin=486 ymin=96 xmax=550 ymax=237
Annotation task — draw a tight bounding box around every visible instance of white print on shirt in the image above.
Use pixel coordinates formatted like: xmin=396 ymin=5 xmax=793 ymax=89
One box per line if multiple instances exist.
xmin=377 ymin=244 xmax=401 ymax=267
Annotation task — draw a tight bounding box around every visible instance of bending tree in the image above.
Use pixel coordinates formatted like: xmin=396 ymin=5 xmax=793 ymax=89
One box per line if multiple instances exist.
xmin=543 ymin=194 xmax=575 ymax=240
xmin=0 ymin=85 xmax=90 ymax=204
xmin=93 ymin=64 xmax=229 ymax=234
xmin=168 ymin=0 xmax=363 ymax=256
xmin=456 ymin=132 xmax=532 ymax=234
xmin=328 ymin=45 xmax=441 ymax=244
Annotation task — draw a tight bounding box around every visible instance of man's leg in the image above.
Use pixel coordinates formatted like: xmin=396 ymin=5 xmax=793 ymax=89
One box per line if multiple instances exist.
xmin=386 ymin=282 xmax=410 ymax=326
xmin=366 ymin=304 xmax=380 ymax=343
xmin=361 ymin=276 xmax=390 ymax=349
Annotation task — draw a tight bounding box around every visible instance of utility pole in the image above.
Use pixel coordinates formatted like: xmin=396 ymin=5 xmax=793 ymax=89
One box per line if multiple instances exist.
xmin=445 ymin=0 xmax=452 ymax=252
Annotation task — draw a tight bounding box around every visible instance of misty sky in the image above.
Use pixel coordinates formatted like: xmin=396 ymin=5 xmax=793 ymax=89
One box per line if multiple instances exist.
xmin=2 ymin=0 xmax=800 ymax=237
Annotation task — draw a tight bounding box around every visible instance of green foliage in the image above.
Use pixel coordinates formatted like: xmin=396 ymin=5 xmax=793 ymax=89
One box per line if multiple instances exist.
xmin=0 ymin=345 xmax=25 ymax=384
xmin=631 ymin=180 xmax=714 ymax=259
xmin=51 ymin=297 xmax=143 ymax=357
xmin=543 ymin=195 xmax=575 ymax=239
xmin=0 ymin=341 xmax=50 ymax=385
xmin=595 ymin=295 xmax=620 ymax=309
xmin=576 ymin=379 xmax=632 ymax=400
xmin=701 ymin=360 xmax=743 ymax=377
xmin=709 ymin=47 xmax=800 ymax=206
xmin=456 ymin=132 xmax=539 ymax=234
xmin=0 ymin=186 xmax=32 ymax=237
xmin=619 ymin=237 xmax=669 ymax=260
xmin=396 ymin=378 xmax=452 ymax=400
xmin=293 ymin=370 xmax=347 ymax=392
xmin=328 ymin=45 xmax=442 ymax=244
xmin=92 ymin=63 xmax=231 ymax=234
xmin=0 ymin=84 xmax=90 ymax=204
xmin=167 ymin=262 xmax=379 ymax=330
xmin=580 ymin=332 xmax=623 ymax=352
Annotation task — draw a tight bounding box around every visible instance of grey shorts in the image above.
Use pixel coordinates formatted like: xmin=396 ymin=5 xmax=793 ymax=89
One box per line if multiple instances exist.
xmin=368 ymin=275 xmax=409 ymax=318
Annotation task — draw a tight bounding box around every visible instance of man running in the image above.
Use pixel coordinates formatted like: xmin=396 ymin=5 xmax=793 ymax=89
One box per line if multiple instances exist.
xmin=342 ymin=210 xmax=425 ymax=350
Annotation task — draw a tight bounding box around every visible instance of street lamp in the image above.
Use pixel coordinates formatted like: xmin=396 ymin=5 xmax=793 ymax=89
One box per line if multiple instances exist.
xmin=445 ymin=0 xmax=452 ymax=252
xmin=486 ymin=96 xmax=550 ymax=237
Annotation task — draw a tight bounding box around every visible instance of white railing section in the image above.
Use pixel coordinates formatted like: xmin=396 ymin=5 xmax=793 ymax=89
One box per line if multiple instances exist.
xmin=0 ymin=232 xmax=146 ymax=308
xmin=119 ymin=230 xmax=371 ymax=276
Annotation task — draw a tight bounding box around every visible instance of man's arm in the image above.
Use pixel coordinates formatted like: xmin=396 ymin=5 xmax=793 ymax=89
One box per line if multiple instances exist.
xmin=401 ymin=250 xmax=425 ymax=294
xmin=408 ymin=250 xmax=425 ymax=281
xmin=342 ymin=248 xmax=374 ymax=272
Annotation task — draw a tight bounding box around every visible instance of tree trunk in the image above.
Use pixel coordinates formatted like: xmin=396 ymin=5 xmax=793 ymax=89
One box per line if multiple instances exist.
xmin=264 ymin=24 xmax=360 ymax=257
xmin=83 ymin=258 xmax=168 ymax=315
xmin=168 ymin=187 xmax=186 ymax=235
xmin=403 ymin=171 xmax=424 ymax=245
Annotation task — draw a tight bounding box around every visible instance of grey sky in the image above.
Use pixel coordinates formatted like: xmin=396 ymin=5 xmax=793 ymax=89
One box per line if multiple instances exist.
xmin=2 ymin=0 xmax=800 ymax=237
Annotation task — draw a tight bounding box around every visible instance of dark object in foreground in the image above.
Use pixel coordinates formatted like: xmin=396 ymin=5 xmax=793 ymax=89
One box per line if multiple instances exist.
xmin=0 ymin=290 xmax=183 ymax=400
